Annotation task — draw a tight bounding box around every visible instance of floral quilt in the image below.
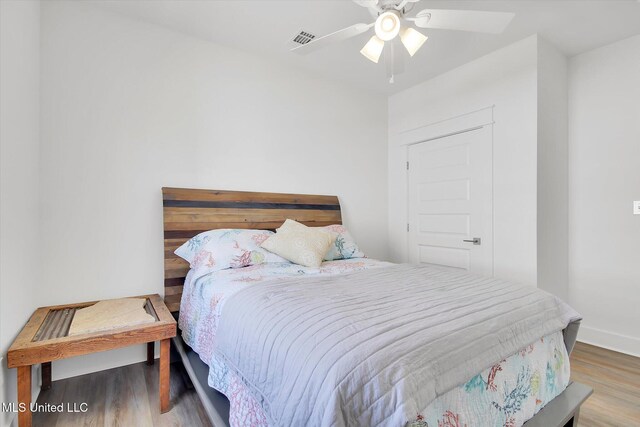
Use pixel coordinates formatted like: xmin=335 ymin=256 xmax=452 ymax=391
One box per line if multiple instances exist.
xmin=407 ymin=331 xmax=569 ymax=427
xmin=178 ymin=260 xmax=570 ymax=427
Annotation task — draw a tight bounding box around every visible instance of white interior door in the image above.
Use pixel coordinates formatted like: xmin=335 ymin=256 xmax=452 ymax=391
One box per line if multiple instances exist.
xmin=407 ymin=126 xmax=493 ymax=274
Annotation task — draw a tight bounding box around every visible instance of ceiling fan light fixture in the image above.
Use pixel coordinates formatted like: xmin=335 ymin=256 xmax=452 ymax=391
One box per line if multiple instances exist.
xmin=400 ymin=27 xmax=428 ymax=56
xmin=360 ymin=35 xmax=385 ymax=63
xmin=374 ymin=11 xmax=400 ymax=41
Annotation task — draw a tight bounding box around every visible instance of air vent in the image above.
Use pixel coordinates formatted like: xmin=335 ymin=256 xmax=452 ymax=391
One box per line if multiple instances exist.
xmin=292 ymin=30 xmax=316 ymax=45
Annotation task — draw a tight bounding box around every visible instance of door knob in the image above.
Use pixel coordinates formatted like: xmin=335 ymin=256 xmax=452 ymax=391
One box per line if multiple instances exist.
xmin=463 ymin=237 xmax=481 ymax=245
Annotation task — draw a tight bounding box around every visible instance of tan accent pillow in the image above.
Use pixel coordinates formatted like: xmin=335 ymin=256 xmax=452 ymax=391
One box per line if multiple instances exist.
xmin=278 ymin=220 xmax=364 ymax=261
xmin=261 ymin=220 xmax=336 ymax=267
xmin=276 ymin=218 xmax=313 ymax=233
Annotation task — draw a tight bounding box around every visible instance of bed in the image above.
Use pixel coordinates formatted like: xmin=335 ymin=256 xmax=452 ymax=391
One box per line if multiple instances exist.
xmin=162 ymin=187 xmax=591 ymax=427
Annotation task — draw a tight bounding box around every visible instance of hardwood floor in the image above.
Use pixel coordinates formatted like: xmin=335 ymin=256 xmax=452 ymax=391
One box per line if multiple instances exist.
xmin=32 ymin=342 xmax=639 ymax=426
xmin=34 ymin=361 xmax=212 ymax=427
xmin=570 ymin=342 xmax=640 ymax=427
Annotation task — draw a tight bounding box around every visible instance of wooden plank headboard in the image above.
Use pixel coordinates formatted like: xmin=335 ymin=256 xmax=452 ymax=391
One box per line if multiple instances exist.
xmin=162 ymin=187 xmax=342 ymax=312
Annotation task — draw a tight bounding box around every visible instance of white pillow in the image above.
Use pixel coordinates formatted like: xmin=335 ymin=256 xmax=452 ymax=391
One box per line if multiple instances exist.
xmin=261 ymin=220 xmax=336 ymax=267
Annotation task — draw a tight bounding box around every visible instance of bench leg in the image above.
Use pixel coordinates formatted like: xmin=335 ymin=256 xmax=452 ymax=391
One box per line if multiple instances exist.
xmin=159 ymin=338 xmax=170 ymax=413
xmin=41 ymin=362 xmax=52 ymax=390
xmin=564 ymin=409 xmax=580 ymax=427
xmin=573 ymin=409 xmax=581 ymax=426
xmin=18 ymin=365 xmax=32 ymax=427
xmin=147 ymin=341 xmax=155 ymax=366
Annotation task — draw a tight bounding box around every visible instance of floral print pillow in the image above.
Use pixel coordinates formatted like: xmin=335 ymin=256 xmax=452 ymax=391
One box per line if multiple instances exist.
xmin=175 ymin=229 xmax=290 ymax=272
xmin=322 ymin=224 xmax=365 ymax=261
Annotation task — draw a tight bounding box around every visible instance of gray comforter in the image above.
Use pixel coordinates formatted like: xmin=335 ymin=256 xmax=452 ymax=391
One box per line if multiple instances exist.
xmin=214 ymin=264 xmax=581 ymax=427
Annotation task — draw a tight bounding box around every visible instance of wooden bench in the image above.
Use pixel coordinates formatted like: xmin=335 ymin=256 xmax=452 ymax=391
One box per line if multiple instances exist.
xmin=6 ymin=294 xmax=176 ymax=427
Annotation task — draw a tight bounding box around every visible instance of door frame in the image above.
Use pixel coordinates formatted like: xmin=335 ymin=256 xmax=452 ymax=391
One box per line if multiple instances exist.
xmin=403 ymin=106 xmax=495 ymax=273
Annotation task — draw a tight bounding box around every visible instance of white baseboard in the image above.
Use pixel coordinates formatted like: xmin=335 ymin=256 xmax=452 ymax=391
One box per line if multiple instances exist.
xmin=32 ymin=365 xmax=41 ymax=403
xmin=52 ymin=345 xmax=147 ymax=381
xmin=2 ymin=347 xmax=149 ymax=427
xmin=1 ymin=356 xmax=9 ymax=427
xmin=577 ymin=325 xmax=640 ymax=357
xmin=1 ymin=364 xmax=42 ymax=427
xmin=9 ymin=386 xmax=41 ymax=427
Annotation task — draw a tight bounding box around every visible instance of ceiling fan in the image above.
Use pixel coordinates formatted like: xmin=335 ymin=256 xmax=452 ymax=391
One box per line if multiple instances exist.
xmin=291 ymin=0 xmax=515 ymax=81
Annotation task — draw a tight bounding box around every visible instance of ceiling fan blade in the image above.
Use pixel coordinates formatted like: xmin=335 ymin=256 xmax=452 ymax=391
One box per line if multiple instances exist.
xmin=410 ymin=9 xmax=515 ymax=34
xmin=392 ymin=0 xmax=421 ymax=11
xmin=291 ymin=23 xmax=374 ymax=55
xmin=352 ymin=0 xmax=378 ymax=8
xmin=353 ymin=0 xmax=382 ymax=16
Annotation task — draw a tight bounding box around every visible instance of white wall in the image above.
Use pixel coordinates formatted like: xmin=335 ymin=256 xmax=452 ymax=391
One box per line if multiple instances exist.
xmin=388 ymin=36 xmax=539 ymax=285
xmin=6 ymin=1 xmax=636 ymax=395
xmin=0 ymin=1 xmax=41 ymax=425
xmin=39 ymin=2 xmax=388 ymax=380
xmin=537 ymin=38 xmax=569 ymax=301
xmin=568 ymin=35 xmax=640 ymax=356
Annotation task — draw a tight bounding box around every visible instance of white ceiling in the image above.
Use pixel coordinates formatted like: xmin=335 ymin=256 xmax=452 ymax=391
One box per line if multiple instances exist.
xmin=90 ymin=0 xmax=640 ymax=94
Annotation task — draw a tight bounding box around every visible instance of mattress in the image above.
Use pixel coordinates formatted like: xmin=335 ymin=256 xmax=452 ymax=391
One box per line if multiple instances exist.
xmin=179 ymin=260 xmax=574 ymax=427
